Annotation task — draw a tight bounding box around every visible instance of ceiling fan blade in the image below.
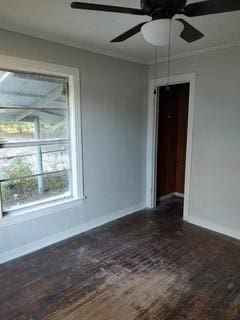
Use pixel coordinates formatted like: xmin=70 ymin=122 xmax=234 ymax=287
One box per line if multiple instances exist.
xmin=111 ymin=22 xmax=147 ymax=43
xmin=177 ymin=19 xmax=204 ymax=43
xmin=71 ymin=2 xmax=146 ymax=15
xmin=183 ymin=0 xmax=240 ymax=17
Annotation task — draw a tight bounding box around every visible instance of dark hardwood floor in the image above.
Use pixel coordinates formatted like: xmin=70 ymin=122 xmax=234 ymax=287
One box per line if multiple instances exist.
xmin=0 ymin=197 xmax=240 ymax=320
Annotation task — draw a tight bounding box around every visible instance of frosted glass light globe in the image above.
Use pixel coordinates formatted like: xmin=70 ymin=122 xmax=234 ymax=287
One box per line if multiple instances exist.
xmin=141 ymin=19 xmax=183 ymax=46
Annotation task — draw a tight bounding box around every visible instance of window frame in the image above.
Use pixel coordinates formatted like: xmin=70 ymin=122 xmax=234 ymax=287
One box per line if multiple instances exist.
xmin=0 ymin=54 xmax=85 ymax=222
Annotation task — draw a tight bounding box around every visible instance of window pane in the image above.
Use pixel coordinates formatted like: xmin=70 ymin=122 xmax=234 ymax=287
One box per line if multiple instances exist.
xmin=0 ymin=144 xmax=70 ymax=180
xmin=0 ymin=71 xmax=68 ymax=109
xmin=0 ymin=69 xmax=73 ymax=215
xmin=42 ymin=144 xmax=70 ymax=173
xmin=0 ymin=109 xmax=68 ymax=142
xmin=1 ymin=171 xmax=70 ymax=212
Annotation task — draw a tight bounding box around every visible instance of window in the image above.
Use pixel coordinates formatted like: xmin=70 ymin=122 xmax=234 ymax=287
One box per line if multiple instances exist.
xmin=0 ymin=60 xmax=83 ymax=218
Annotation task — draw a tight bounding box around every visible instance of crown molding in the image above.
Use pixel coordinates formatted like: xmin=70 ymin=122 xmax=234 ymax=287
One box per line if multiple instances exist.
xmin=148 ymin=40 xmax=240 ymax=65
xmin=0 ymin=27 xmax=148 ymax=65
xmin=40 ymin=34 xmax=148 ymax=65
xmin=2 ymin=27 xmax=240 ymax=66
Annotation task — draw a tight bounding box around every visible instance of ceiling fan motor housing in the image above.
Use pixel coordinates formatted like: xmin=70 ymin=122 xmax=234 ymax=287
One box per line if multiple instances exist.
xmin=141 ymin=0 xmax=187 ymax=19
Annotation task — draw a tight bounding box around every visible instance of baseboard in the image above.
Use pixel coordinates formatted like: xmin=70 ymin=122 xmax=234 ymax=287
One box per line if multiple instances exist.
xmin=174 ymin=192 xmax=184 ymax=198
xmin=0 ymin=203 xmax=146 ymax=264
xmin=185 ymin=216 xmax=240 ymax=240
xmin=158 ymin=193 xmax=175 ymax=201
xmin=158 ymin=193 xmax=184 ymax=201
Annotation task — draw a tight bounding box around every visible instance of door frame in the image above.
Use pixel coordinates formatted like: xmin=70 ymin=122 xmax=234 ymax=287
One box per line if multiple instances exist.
xmin=146 ymin=73 xmax=196 ymax=220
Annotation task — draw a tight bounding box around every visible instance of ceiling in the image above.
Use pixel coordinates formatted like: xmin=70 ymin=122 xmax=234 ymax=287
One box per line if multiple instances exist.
xmin=0 ymin=0 xmax=240 ymax=64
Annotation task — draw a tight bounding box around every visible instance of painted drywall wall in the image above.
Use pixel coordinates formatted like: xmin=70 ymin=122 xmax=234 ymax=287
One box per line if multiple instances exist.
xmin=149 ymin=46 xmax=240 ymax=239
xmin=0 ymin=29 xmax=147 ymax=260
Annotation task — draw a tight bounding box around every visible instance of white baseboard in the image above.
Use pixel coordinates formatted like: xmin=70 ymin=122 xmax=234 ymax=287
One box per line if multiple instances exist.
xmin=0 ymin=203 xmax=146 ymax=264
xmin=185 ymin=216 xmax=240 ymax=240
xmin=158 ymin=193 xmax=175 ymax=201
xmin=158 ymin=192 xmax=184 ymax=201
xmin=174 ymin=192 xmax=184 ymax=198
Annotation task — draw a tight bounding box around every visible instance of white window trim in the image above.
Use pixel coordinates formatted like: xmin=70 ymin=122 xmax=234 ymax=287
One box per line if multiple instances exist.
xmin=0 ymin=54 xmax=85 ymax=225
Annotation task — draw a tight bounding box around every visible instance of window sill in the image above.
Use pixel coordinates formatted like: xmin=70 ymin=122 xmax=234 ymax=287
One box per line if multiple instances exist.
xmin=0 ymin=196 xmax=86 ymax=227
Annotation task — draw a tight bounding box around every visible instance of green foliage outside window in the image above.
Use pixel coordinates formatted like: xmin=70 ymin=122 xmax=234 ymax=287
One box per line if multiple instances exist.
xmin=1 ymin=158 xmax=68 ymax=208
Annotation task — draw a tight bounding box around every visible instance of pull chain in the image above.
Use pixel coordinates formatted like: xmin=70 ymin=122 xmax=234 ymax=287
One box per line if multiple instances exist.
xmin=166 ymin=19 xmax=172 ymax=90
xmin=154 ymin=46 xmax=157 ymax=95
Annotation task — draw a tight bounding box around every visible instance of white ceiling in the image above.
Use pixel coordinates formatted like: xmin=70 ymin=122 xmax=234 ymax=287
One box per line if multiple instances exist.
xmin=0 ymin=0 xmax=240 ymax=64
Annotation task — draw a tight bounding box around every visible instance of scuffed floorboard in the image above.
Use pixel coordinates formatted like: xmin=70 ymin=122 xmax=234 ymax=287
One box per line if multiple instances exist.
xmin=0 ymin=197 xmax=240 ymax=319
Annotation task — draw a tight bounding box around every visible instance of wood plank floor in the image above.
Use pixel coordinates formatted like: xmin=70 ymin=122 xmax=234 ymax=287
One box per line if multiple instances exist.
xmin=0 ymin=197 xmax=240 ymax=320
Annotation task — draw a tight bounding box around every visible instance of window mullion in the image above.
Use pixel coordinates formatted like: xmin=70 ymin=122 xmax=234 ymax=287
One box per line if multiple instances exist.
xmin=0 ymin=139 xmax=69 ymax=148
xmin=0 ymin=169 xmax=70 ymax=184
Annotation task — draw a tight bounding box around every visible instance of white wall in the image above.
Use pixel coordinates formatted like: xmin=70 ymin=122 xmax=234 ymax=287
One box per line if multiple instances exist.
xmin=149 ymin=46 xmax=240 ymax=239
xmin=0 ymin=29 xmax=147 ymax=262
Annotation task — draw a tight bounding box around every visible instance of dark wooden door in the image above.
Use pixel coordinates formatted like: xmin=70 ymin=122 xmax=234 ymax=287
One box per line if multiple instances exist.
xmin=156 ymin=83 xmax=189 ymax=198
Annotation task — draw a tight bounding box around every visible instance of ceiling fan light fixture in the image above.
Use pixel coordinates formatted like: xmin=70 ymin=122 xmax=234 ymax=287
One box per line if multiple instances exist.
xmin=141 ymin=19 xmax=183 ymax=46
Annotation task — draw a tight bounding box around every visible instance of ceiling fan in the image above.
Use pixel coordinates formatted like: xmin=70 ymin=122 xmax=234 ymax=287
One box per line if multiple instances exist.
xmin=71 ymin=0 xmax=240 ymax=44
